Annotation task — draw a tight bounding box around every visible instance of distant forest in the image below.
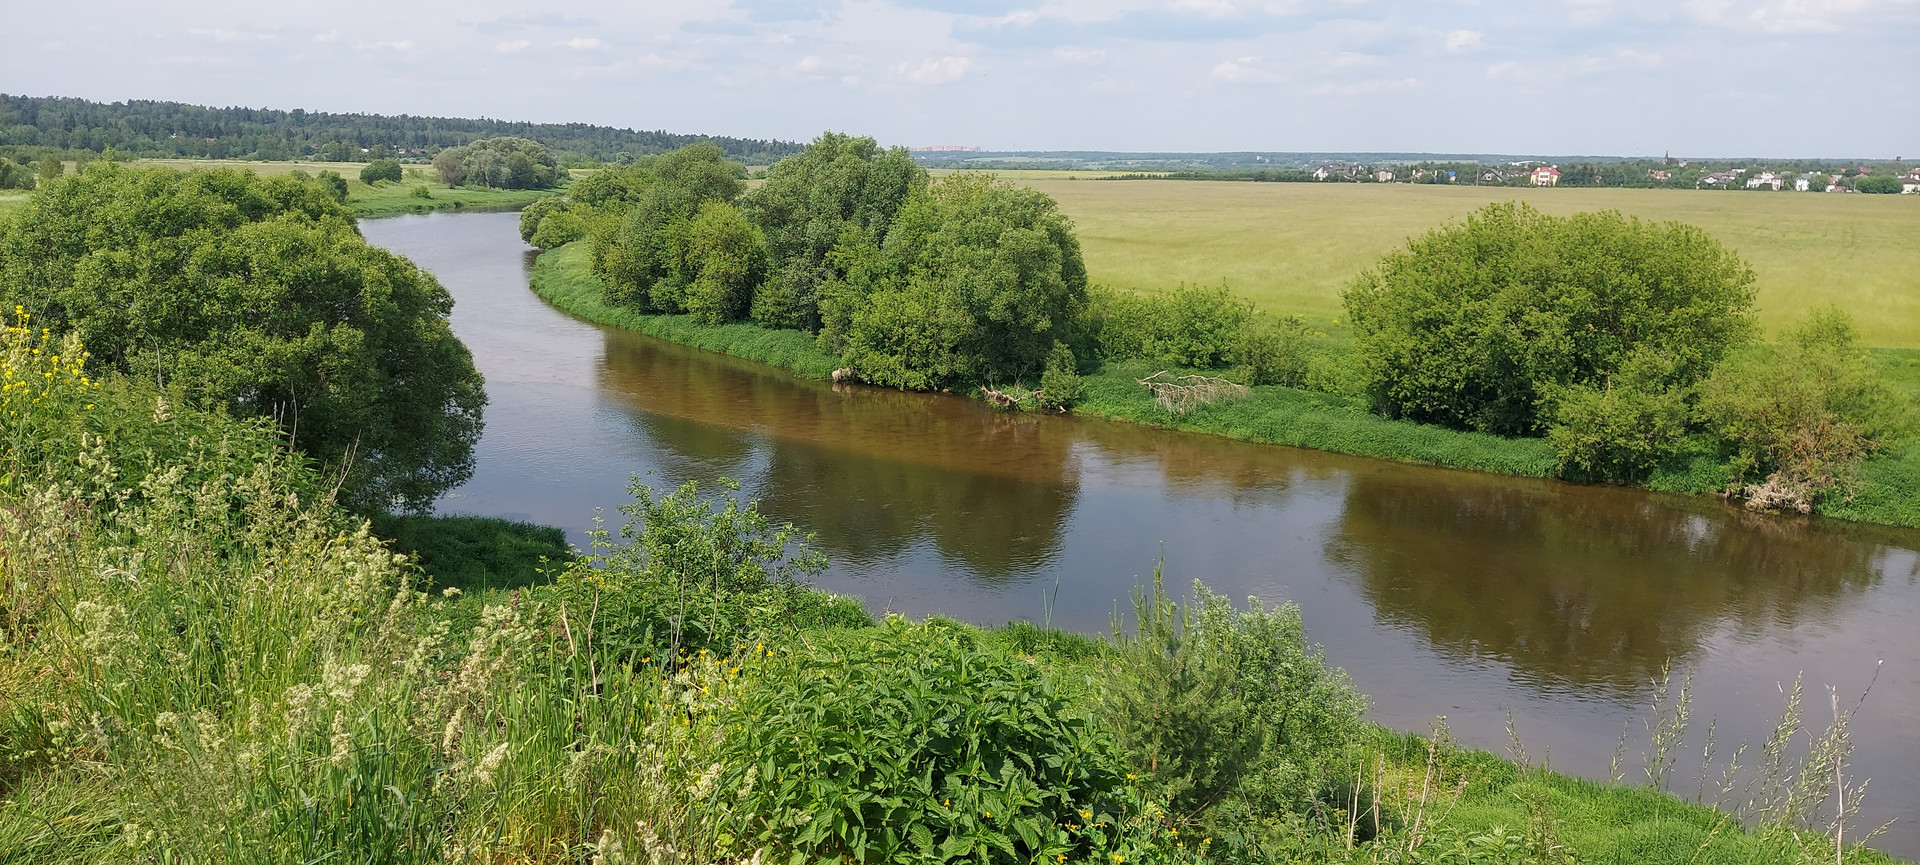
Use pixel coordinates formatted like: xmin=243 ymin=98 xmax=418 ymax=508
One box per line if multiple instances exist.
xmin=0 ymin=94 xmax=804 ymax=165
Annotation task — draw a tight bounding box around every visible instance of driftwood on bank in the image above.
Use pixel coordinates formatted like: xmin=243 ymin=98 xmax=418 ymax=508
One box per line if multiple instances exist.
xmin=1136 ymin=370 xmax=1250 ymax=415
xmin=980 ymin=385 xmax=1038 ymax=410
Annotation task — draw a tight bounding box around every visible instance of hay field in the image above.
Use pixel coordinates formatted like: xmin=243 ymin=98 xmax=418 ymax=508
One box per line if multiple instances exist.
xmin=1020 ymin=179 xmax=1920 ymax=349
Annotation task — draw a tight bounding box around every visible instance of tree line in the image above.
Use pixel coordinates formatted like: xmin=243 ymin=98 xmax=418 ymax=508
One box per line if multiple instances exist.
xmin=0 ymin=93 xmax=804 ymax=164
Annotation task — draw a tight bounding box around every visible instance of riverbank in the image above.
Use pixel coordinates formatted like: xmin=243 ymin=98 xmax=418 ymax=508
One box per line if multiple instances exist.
xmin=529 ymin=241 xmax=1920 ymax=529
xmin=347 ymin=174 xmax=556 ymax=217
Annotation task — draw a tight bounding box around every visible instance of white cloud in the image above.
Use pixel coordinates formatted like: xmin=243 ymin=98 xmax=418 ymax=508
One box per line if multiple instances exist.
xmin=895 ymin=55 xmax=972 ymax=84
xmin=496 ymin=40 xmax=531 ymax=53
xmin=1054 ymin=46 xmax=1106 ymax=63
xmin=795 ymin=54 xmax=822 ymax=72
xmin=1211 ymin=56 xmax=1278 ymax=83
xmin=561 ymin=37 xmax=606 ymax=50
xmin=313 ymin=31 xmax=340 ymax=44
xmin=372 ymin=40 xmax=413 ymax=50
xmin=1485 ymin=60 xmax=1524 ymax=79
xmin=1444 ymin=29 xmax=1484 ymax=53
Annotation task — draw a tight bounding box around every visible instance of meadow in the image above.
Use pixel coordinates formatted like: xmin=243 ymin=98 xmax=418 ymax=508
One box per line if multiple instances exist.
xmin=135 ymin=158 xmax=558 ymax=216
xmin=1021 ymin=179 xmax=1920 ymax=349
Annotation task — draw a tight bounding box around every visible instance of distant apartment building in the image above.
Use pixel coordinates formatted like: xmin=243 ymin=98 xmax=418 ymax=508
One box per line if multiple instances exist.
xmin=1530 ymin=165 xmax=1560 ymax=186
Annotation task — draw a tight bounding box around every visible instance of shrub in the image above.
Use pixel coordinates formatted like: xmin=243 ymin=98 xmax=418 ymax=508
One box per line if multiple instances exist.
xmin=1101 ymin=571 xmax=1366 ymax=839
xmin=1699 ymin=307 xmax=1907 ymax=505
xmin=316 ymin=169 xmax=348 ymax=202
xmin=432 ymin=137 xmax=561 ymax=189
xmin=716 ymin=618 xmax=1178 ymax=865
xmin=1236 ymin=314 xmax=1312 ymax=387
xmin=1342 ymin=202 xmax=1756 ymax=435
xmin=1090 ymin=283 xmax=1250 ymax=369
xmin=358 ymin=158 xmax=402 ymax=185
xmin=680 ymin=201 xmax=769 ymax=325
xmin=545 ymin=478 xmax=864 ymax=659
xmin=1544 ymin=348 xmax=1695 ymax=482
xmin=1038 ymin=340 xmax=1084 ymax=411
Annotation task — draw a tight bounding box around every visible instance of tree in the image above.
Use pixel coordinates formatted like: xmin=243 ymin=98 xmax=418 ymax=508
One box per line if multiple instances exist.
xmin=827 ymin=173 xmax=1088 ymax=390
xmin=316 ymin=169 xmax=348 ymax=202
xmin=432 ymin=137 xmax=561 ymax=189
xmin=738 ymin=132 xmax=927 ymax=330
xmin=680 ymin=201 xmax=769 ymax=325
xmin=0 ymin=164 xmax=486 ymax=512
xmin=1342 ymin=202 xmax=1756 ymax=435
xmin=359 ymin=158 xmax=402 ymax=184
xmin=37 ymin=154 xmax=62 ymax=182
xmin=589 ymin=142 xmax=747 ymax=311
xmin=1854 ymin=175 xmax=1901 ymax=194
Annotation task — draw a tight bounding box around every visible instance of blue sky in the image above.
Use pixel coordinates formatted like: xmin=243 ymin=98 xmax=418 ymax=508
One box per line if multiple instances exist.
xmin=6 ymin=0 xmax=1915 ymax=156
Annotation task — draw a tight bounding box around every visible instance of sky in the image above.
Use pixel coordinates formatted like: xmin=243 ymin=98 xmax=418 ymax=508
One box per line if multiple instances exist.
xmin=5 ymin=0 xmax=1916 ymax=157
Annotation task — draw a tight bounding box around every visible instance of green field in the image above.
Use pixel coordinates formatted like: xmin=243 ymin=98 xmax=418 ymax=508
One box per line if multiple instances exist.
xmin=138 ymin=159 xmax=558 ymax=217
xmin=1018 ymin=179 xmax=1920 ymax=349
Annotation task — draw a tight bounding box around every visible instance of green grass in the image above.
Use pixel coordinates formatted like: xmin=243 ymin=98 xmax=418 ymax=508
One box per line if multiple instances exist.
xmin=528 ymin=242 xmax=842 ymax=379
xmin=1077 ymin=359 xmax=1558 ymax=477
xmin=0 ymin=191 xmax=26 ymax=219
xmin=1017 ymin=179 xmax=1920 ymax=349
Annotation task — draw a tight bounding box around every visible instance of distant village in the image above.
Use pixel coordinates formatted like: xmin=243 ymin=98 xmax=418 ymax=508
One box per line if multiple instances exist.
xmin=1307 ymin=157 xmax=1920 ymax=193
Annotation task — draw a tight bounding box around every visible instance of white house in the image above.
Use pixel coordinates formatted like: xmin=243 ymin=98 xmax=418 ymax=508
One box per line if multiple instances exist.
xmin=1794 ymin=173 xmax=1812 ymax=192
xmin=1375 ymin=168 xmax=1396 ymax=183
xmin=1904 ymin=170 xmax=1920 ymax=194
xmin=1530 ymin=165 xmax=1561 ymax=187
xmin=1746 ymin=171 xmax=1783 ymax=191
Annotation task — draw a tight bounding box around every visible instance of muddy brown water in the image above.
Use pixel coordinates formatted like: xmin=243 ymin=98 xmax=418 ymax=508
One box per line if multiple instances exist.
xmin=363 ymin=212 xmax=1919 ymax=856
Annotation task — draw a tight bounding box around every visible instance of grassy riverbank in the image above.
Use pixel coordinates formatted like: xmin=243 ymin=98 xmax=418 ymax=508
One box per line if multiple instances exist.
xmin=529 ymin=242 xmax=1920 ymax=528
xmin=131 ymin=158 xmax=558 ymax=217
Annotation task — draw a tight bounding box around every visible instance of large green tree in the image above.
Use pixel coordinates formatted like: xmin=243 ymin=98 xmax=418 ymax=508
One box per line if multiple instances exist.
xmin=0 ymin=164 xmax=486 ymax=512
xmin=1342 ymin=202 xmax=1756 ymax=435
xmin=739 ymin=132 xmax=927 ymax=330
xmin=590 ymin=142 xmax=746 ymax=312
xmin=432 ymin=137 xmax=562 ymax=189
xmin=823 ymin=173 xmax=1088 ymax=390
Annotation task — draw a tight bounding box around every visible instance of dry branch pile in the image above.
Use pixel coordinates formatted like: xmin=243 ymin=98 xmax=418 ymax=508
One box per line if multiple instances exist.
xmin=1136 ymin=370 xmax=1250 ymax=415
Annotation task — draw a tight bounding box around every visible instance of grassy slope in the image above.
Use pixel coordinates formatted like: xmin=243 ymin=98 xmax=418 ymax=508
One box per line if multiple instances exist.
xmin=1022 ymin=179 xmax=1920 ymax=349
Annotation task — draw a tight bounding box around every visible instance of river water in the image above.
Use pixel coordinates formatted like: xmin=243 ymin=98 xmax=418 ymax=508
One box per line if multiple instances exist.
xmin=363 ymin=212 xmax=1919 ymax=856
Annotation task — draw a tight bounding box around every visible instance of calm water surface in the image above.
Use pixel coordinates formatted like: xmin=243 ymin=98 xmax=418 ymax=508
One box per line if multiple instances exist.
xmin=364 ymin=212 xmax=1919 ymax=856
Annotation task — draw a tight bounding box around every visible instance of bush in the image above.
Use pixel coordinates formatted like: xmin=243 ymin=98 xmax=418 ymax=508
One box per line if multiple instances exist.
xmin=1102 ymin=572 xmax=1366 ymax=839
xmin=679 ymin=201 xmax=769 ymax=325
xmin=1236 ymin=314 xmax=1312 ymax=387
xmin=545 ymin=478 xmax=864 ymax=659
xmin=1090 ymin=283 xmax=1250 ymax=369
xmin=1038 ymin=340 xmax=1084 ymax=411
xmin=1699 ymin=307 xmax=1907 ymax=504
xmin=716 ymin=618 xmax=1176 ymax=865
xmin=1342 ymin=202 xmax=1756 ymax=435
xmin=518 ymin=197 xmax=587 ymax=249
xmin=590 ymin=143 xmax=747 ymax=312
xmin=367 ymin=514 xmax=570 ymax=594
xmin=358 ymin=159 xmax=402 ymax=185
xmin=1545 ymin=348 xmax=1695 ymax=482
xmin=316 ymin=169 xmax=348 ymax=202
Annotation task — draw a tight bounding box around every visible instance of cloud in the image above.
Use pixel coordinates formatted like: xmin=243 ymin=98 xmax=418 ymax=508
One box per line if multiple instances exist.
xmin=795 ymin=55 xmax=823 ymax=72
xmin=372 ymin=40 xmax=413 ymax=50
xmin=895 ymin=55 xmax=973 ymax=84
xmin=561 ymin=37 xmax=606 ymax=50
xmin=1211 ymin=56 xmax=1278 ymax=82
xmin=190 ymin=28 xmax=272 ymax=44
xmin=496 ymin=40 xmax=531 ymax=53
xmin=466 ymin=13 xmax=597 ymax=34
xmin=1053 ymin=46 xmax=1106 ymax=63
xmin=1444 ymin=29 xmax=1483 ymax=52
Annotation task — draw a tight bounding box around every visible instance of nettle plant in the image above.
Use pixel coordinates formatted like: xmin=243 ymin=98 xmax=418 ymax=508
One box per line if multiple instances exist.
xmin=713 ymin=618 xmax=1200 ymax=865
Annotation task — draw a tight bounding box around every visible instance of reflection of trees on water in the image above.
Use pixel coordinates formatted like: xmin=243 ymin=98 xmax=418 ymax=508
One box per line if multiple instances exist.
xmin=595 ymin=332 xmax=1079 ymax=584
xmin=1329 ymin=474 xmax=1896 ymax=696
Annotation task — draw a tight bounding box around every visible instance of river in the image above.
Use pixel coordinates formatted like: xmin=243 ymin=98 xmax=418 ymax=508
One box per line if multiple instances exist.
xmin=362 ymin=211 xmax=1919 ymax=856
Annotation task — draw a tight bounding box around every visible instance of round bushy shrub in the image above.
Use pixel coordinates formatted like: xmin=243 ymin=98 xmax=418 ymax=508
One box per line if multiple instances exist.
xmin=1342 ymin=202 xmax=1756 ymax=435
